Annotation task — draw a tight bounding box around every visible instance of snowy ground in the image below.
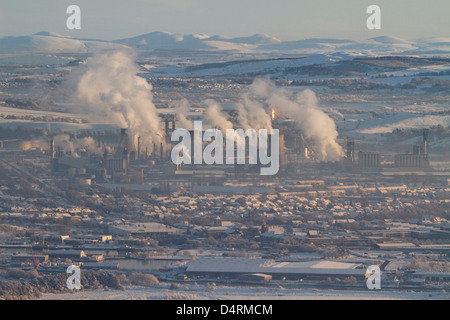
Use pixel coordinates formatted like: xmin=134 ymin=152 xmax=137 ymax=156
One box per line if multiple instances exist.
xmin=37 ymin=283 xmax=450 ymax=300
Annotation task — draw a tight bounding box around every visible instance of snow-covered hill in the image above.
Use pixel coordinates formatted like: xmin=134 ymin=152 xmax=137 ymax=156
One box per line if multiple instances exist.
xmin=0 ymin=32 xmax=129 ymax=54
xmin=1 ymin=31 xmax=450 ymax=56
xmin=114 ymin=32 xmax=281 ymax=51
xmin=114 ymin=31 xmax=210 ymax=50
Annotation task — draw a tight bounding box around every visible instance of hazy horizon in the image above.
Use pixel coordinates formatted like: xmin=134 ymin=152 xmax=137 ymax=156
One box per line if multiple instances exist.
xmin=2 ymin=29 xmax=445 ymax=43
xmin=1 ymin=29 xmax=448 ymax=44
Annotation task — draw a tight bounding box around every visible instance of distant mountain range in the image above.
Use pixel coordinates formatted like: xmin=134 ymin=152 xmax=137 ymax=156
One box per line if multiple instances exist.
xmin=1 ymin=31 xmax=450 ymax=55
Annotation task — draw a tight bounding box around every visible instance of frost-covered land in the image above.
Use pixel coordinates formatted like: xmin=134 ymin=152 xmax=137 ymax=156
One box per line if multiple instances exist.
xmin=38 ymin=282 xmax=449 ymax=300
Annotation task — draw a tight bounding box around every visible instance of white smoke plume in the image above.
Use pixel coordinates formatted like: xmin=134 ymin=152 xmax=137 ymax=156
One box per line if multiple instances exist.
xmin=200 ymin=78 xmax=342 ymax=161
xmin=170 ymin=99 xmax=193 ymax=130
xmin=204 ymin=99 xmax=252 ymax=152
xmin=70 ymin=50 xmax=162 ymax=153
xmin=76 ymin=136 xmax=103 ymax=156
xmin=237 ymin=93 xmax=272 ymax=131
xmin=204 ymin=99 xmax=233 ymax=133
xmin=53 ymin=134 xmax=102 ymax=157
xmin=53 ymin=134 xmax=102 ymax=158
xmin=249 ymin=78 xmax=344 ymax=161
xmin=53 ymin=134 xmax=74 ymax=155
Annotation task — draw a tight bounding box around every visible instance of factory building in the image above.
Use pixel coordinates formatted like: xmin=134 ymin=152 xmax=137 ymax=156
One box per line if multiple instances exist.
xmin=11 ymin=253 xmax=49 ymax=265
xmin=394 ymin=154 xmax=428 ymax=169
xmin=108 ymin=222 xmax=182 ymax=238
xmin=101 ymin=128 xmax=138 ymax=176
xmin=358 ymin=151 xmax=380 ymax=169
xmin=104 ymin=157 xmax=127 ymax=174
xmin=395 ymin=129 xmax=430 ymax=169
xmin=50 ymin=138 xmax=88 ymax=174
xmin=50 ymin=128 xmax=134 ymax=178
xmin=280 ymin=126 xmax=309 ymax=162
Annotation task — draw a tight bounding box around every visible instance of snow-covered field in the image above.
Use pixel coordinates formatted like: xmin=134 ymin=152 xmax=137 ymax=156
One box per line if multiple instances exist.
xmin=358 ymin=114 xmax=450 ymax=134
xmin=0 ymin=105 xmax=85 ymax=119
xmin=37 ymin=283 xmax=450 ymax=300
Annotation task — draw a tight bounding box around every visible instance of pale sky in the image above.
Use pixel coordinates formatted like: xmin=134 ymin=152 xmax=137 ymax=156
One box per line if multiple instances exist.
xmin=0 ymin=0 xmax=449 ymax=41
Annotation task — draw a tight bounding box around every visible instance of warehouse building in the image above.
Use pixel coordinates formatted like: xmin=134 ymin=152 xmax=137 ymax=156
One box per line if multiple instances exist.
xmin=186 ymin=257 xmax=366 ymax=281
xmin=11 ymin=253 xmax=48 ymax=265
xmin=47 ymin=250 xmax=86 ymax=260
xmin=108 ymin=222 xmax=182 ymax=238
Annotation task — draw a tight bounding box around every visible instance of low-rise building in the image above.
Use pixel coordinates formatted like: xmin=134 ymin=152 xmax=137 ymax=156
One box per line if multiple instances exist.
xmin=108 ymin=222 xmax=182 ymax=238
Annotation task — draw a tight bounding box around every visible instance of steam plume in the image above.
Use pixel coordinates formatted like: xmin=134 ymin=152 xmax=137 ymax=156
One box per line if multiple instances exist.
xmin=53 ymin=134 xmax=102 ymax=157
xmin=171 ymin=99 xmax=193 ymax=130
xmin=237 ymin=93 xmax=272 ymax=131
xmin=71 ymin=50 xmax=162 ymax=153
xmin=204 ymin=99 xmax=233 ymax=132
xmin=249 ymin=78 xmax=344 ymax=161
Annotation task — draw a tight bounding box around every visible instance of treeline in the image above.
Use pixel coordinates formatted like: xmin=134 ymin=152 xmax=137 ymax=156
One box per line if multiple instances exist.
xmin=289 ymin=78 xmax=392 ymax=90
xmin=389 ymin=125 xmax=450 ymax=138
xmin=353 ymin=56 xmax=450 ymax=69
xmin=0 ymin=270 xmax=126 ymax=300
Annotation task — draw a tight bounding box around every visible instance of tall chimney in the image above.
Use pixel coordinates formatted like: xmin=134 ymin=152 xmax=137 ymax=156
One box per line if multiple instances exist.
xmin=49 ymin=139 xmax=55 ymax=159
xmin=423 ymin=129 xmax=428 ymax=158
xmin=164 ymin=119 xmax=170 ymax=143
xmin=137 ymin=136 xmax=141 ymax=161
xmin=120 ymin=128 xmax=129 ymax=151
xmin=346 ymin=139 xmax=355 ymax=163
